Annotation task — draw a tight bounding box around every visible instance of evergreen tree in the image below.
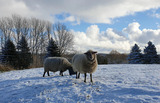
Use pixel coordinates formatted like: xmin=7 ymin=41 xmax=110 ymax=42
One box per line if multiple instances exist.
xmin=17 ymin=36 xmax=32 ymax=69
xmin=143 ymin=41 xmax=160 ymax=64
xmin=45 ymin=38 xmax=60 ymax=58
xmin=1 ymin=38 xmax=18 ymax=68
xmin=128 ymin=44 xmax=143 ymax=64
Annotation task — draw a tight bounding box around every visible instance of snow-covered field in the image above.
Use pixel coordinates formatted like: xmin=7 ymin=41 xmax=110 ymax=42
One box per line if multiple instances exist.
xmin=0 ymin=64 xmax=160 ymax=103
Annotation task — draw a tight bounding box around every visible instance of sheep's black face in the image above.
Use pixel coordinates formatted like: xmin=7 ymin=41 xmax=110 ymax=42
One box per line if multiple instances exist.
xmin=84 ymin=50 xmax=97 ymax=61
xmin=68 ymin=67 xmax=76 ymax=75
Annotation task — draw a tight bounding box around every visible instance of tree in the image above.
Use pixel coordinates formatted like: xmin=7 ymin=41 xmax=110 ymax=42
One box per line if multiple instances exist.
xmin=45 ymin=37 xmax=60 ymax=58
xmin=53 ymin=23 xmax=74 ymax=55
xmin=12 ymin=14 xmax=22 ymax=44
xmin=17 ymin=36 xmax=32 ymax=69
xmin=1 ymin=38 xmax=18 ymax=68
xmin=97 ymin=54 xmax=108 ymax=64
xmin=0 ymin=17 xmax=13 ymax=48
xmin=143 ymin=41 xmax=160 ymax=64
xmin=128 ymin=44 xmax=143 ymax=64
xmin=108 ymin=50 xmax=123 ymax=64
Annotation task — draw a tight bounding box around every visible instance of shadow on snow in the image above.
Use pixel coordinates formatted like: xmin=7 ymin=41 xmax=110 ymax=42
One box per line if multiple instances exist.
xmin=0 ymin=75 xmax=160 ymax=103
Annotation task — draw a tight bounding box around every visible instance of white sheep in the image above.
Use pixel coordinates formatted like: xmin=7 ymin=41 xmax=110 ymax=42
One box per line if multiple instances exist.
xmin=72 ymin=50 xmax=98 ymax=82
xmin=43 ymin=57 xmax=74 ymax=77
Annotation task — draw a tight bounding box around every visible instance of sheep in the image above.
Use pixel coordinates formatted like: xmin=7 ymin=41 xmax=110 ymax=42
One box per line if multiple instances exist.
xmin=43 ymin=57 xmax=74 ymax=77
xmin=72 ymin=50 xmax=98 ymax=82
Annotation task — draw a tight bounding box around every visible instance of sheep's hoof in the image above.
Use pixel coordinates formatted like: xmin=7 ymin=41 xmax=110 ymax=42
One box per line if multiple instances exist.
xmin=91 ymin=82 xmax=94 ymax=85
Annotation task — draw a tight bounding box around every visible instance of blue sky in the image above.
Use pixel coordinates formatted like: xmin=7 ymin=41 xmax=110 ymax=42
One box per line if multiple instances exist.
xmin=58 ymin=8 xmax=160 ymax=32
xmin=1 ymin=0 xmax=160 ymax=53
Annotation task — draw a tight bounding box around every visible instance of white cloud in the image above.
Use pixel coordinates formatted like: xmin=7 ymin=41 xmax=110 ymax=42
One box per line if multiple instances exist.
xmin=72 ymin=25 xmax=131 ymax=53
xmin=105 ymin=28 xmax=126 ymax=41
xmin=64 ymin=15 xmax=81 ymax=25
xmin=0 ymin=0 xmax=29 ymax=17
xmin=123 ymin=22 xmax=142 ymax=41
xmin=0 ymin=0 xmax=54 ymax=22
xmin=72 ymin=22 xmax=160 ymax=53
xmin=86 ymin=25 xmax=99 ymax=39
xmin=0 ymin=0 xmax=160 ymax=23
xmin=123 ymin=22 xmax=160 ymax=43
xmin=64 ymin=16 xmax=76 ymax=22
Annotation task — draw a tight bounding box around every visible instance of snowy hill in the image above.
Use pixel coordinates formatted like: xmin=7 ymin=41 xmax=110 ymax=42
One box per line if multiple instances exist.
xmin=0 ymin=64 xmax=160 ymax=103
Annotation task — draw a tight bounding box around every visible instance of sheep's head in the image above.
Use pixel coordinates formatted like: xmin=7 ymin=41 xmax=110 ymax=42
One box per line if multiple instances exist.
xmin=84 ymin=50 xmax=97 ymax=61
xmin=68 ymin=67 xmax=76 ymax=75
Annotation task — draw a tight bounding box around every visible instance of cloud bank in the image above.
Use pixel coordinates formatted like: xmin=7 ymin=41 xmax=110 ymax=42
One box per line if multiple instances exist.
xmin=0 ymin=0 xmax=160 ymax=23
xmin=72 ymin=22 xmax=160 ymax=53
xmin=1 ymin=0 xmax=160 ymax=53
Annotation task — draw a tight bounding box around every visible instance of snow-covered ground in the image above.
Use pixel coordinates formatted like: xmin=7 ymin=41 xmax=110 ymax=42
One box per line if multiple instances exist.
xmin=0 ymin=64 xmax=160 ymax=103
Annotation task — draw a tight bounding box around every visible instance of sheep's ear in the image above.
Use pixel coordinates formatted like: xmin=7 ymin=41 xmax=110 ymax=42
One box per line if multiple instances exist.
xmin=84 ymin=52 xmax=88 ymax=55
xmin=93 ymin=51 xmax=97 ymax=54
xmin=84 ymin=51 xmax=88 ymax=54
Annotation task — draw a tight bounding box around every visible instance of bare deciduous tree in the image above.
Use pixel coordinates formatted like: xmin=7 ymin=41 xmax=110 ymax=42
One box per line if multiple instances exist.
xmin=53 ymin=23 xmax=74 ymax=55
xmin=46 ymin=21 xmax=52 ymax=40
xmin=0 ymin=17 xmax=13 ymax=48
xmin=108 ymin=50 xmax=128 ymax=64
xmin=12 ymin=14 xmax=23 ymax=44
xmin=21 ymin=17 xmax=31 ymax=37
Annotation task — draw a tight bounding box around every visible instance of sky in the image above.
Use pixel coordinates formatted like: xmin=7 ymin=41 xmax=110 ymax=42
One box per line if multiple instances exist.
xmin=1 ymin=0 xmax=160 ymax=53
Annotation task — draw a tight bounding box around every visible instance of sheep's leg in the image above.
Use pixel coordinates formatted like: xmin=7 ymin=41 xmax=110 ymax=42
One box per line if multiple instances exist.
xmin=76 ymin=72 xmax=78 ymax=79
xmin=47 ymin=71 xmax=50 ymax=76
xmin=90 ymin=73 xmax=93 ymax=82
xmin=43 ymin=71 xmax=46 ymax=77
xmin=60 ymin=71 xmax=63 ymax=76
xmin=84 ymin=73 xmax=87 ymax=82
xmin=78 ymin=73 xmax=80 ymax=78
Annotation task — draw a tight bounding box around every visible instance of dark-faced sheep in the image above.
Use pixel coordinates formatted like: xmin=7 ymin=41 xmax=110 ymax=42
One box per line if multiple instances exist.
xmin=43 ymin=57 xmax=74 ymax=77
xmin=72 ymin=50 xmax=98 ymax=82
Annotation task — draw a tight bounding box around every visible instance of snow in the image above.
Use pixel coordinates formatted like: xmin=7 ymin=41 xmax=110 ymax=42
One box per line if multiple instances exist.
xmin=0 ymin=64 xmax=160 ymax=103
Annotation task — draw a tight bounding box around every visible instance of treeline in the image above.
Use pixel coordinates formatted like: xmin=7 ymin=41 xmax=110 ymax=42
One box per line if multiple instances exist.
xmin=0 ymin=14 xmax=74 ymax=70
xmin=0 ymin=14 xmax=51 ymax=54
xmin=1 ymin=36 xmax=32 ymax=69
xmin=0 ymin=14 xmax=74 ymax=55
xmin=97 ymin=41 xmax=160 ymax=64
xmin=97 ymin=50 xmax=128 ymax=64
